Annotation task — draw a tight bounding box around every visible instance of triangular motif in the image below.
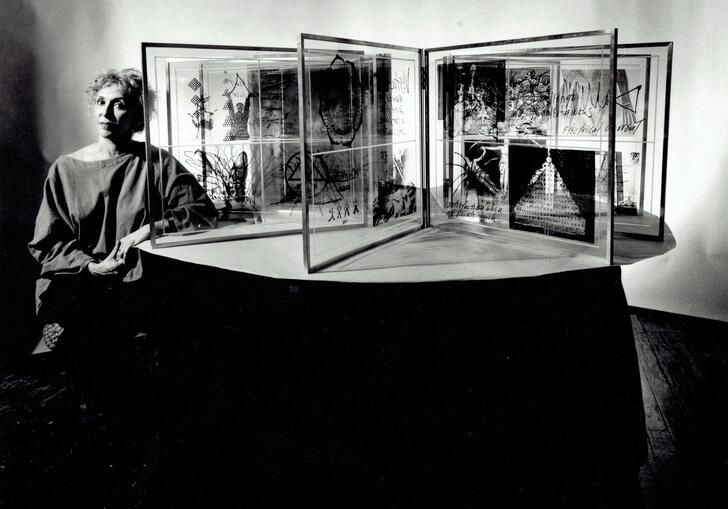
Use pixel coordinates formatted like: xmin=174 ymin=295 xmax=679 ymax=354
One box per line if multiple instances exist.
xmin=513 ymin=154 xmax=586 ymax=235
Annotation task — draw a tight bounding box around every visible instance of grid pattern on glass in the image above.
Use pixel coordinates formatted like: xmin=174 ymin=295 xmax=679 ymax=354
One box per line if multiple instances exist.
xmin=142 ymin=44 xmax=303 ymax=247
xmin=300 ymin=35 xmax=423 ymax=272
xmin=509 ymin=145 xmax=596 ymax=243
xmin=425 ymin=30 xmax=616 ymax=265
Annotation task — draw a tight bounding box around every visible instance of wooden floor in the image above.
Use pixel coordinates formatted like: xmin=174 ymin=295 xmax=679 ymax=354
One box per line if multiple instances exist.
xmin=1 ymin=308 xmax=727 ymax=507
xmin=634 ymin=309 xmax=728 ymax=509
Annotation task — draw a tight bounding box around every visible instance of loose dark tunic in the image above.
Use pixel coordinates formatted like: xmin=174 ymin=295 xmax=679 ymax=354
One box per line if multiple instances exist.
xmin=28 ymin=142 xmax=217 ymax=327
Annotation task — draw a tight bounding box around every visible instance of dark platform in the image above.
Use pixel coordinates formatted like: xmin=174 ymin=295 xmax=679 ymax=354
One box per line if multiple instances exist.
xmin=146 ymin=254 xmax=645 ymax=507
xmin=1 ymin=254 xmax=647 ymax=508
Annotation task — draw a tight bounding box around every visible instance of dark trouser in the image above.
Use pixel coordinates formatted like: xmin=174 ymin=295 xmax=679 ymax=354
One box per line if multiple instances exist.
xmin=38 ymin=273 xmax=150 ymax=351
xmin=36 ymin=272 xmax=160 ymax=417
xmin=33 ymin=273 xmax=166 ymax=507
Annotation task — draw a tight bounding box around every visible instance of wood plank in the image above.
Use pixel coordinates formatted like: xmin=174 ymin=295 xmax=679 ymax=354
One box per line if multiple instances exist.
xmin=630 ymin=313 xmax=646 ymax=335
xmin=639 ymin=429 xmax=678 ymax=509
xmin=642 ymin=330 xmax=702 ymax=449
xmin=631 ymin=309 xmax=728 ymax=508
xmin=638 ymin=361 xmax=667 ymax=433
xmin=633 ymin=325 xmax=678 ymax=442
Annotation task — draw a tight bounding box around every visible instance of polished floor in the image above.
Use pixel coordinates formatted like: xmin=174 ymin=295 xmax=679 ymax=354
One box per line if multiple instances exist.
xmin=1 ymin=308 xmax=726 ymax=507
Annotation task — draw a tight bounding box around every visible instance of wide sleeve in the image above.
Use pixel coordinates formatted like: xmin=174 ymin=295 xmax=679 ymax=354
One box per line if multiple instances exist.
xmin=28 ymin=163 xmax=95 ymax=277
xmin=156 ymin=151 xmax=218 ymax=232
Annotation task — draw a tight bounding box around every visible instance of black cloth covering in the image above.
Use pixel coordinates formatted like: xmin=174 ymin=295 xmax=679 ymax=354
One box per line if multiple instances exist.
xmin=141 ymin=253 xmax=646 ymax=508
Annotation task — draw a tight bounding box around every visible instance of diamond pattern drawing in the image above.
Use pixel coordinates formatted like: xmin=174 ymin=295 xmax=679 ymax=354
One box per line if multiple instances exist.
xmin=188 ymin=78 xmax=201 ymax=91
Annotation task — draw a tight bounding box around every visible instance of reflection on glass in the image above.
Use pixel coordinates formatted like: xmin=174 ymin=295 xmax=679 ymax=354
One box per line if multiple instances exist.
xmin=427 ymin=31 xmax=616 ymax=266
xmin=300 ymin=36 xmax=423 ymax=271
xmin=143 ymin=45 xmax=302 ymax=246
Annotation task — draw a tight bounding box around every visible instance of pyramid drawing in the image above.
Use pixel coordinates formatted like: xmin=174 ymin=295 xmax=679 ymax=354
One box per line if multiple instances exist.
xmin=513 ymin=156 xmax=586 ymax=236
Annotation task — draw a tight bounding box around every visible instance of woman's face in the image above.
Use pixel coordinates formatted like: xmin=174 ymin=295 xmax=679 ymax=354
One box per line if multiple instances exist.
xmin=93 ymin=84 xmax=139 ymax=142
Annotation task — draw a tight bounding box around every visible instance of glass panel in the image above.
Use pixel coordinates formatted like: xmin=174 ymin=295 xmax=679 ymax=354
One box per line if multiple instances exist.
xmin=427 ymin=31 xmax=616 ymax=267
xmin=490 ymin=42 xmax=673 ymax=239
xmin=143 ymin=44 xmax=301 ymax=247
xmin=300 ymin=35 xmax=423 ymax=271
xmin=612 ymin=43 xmax=672 ymax=239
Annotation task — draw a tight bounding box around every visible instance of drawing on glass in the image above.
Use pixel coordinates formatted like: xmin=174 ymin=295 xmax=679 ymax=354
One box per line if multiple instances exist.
xmin=509 ymin=145 xmax=595 ymax=243
xmin=312 ymin=150 xmax=363 ymax=225
xmin=171 ymin=63 xmax=260 ymax=145
xmin=451 ymin=60 xmax=506 ymax=137
xmin=279 ymin=151 xmax=306 ymax=206
xmin=615 ymin=151 xmax=642 ymax=215
xmin=558 ymin=68 xmax=643 ymax=137
xmin=189 ymin=88 xmax=215 ymax=134
xmin=374 ymin=58 xmax=393 ymax=137
xmin=182 ymin=144 xmax=258 ymax=222
xmin=283 ymin=151 xmax=363 ymax=225
xmin=314 ymin=54 xmax=364 ymax=147
xmin=390 ymin=65 xmax=415 ymax=140
xmin=507 ymin=66 xmax=551 ymax=136
xmin=372 ymin=146 xmax=417 ymax=226
xmin=372 ymin=57 xmax=416 ymax=145
xmin=447 ymin=142 xmax=506 ymax=224
xmin=257 ymin=67 xmax=299 ymax=138
xmin=221 ymin=71 xmax=254 ymax=141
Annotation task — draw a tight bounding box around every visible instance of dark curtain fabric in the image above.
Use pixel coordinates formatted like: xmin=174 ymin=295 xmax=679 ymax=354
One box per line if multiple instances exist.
xmin=141 ymin=253 xmax=646 ymax=508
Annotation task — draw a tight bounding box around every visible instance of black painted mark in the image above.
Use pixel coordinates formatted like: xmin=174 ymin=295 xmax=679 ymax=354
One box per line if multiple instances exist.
xmin=317 ymin=55 xmax=363 ymax=147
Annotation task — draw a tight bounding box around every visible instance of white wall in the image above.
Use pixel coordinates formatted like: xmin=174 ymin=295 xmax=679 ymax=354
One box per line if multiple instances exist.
xmin=26 ymin=0 xmax=728 ymax=321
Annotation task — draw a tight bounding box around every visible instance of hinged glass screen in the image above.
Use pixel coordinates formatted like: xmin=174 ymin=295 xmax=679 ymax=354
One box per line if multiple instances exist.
xmin=426 ymin=30 xmax=617 ymax=266
xmin=612 ymin=42 xmax=672 ymax=239
xmin=298 ymin=34 xmax=424 ymax=272
xmin=143 ymin=43 xmax=301 ymax=247
xmin=509 ymin=41 xmax=673 ymax=240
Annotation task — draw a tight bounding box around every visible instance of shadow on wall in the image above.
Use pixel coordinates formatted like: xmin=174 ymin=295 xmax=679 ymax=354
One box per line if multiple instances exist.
xmin=0 ymin=0 xmax=48 ymax=355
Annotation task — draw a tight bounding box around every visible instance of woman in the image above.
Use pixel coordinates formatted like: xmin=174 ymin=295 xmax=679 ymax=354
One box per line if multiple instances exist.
xmin=28 ymin=68 xmax=218 ymax=352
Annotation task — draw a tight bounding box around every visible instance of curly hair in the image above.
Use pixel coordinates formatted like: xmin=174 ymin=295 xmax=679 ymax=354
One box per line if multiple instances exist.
xmin=85 ymin=68 xmax=154 ymax=133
